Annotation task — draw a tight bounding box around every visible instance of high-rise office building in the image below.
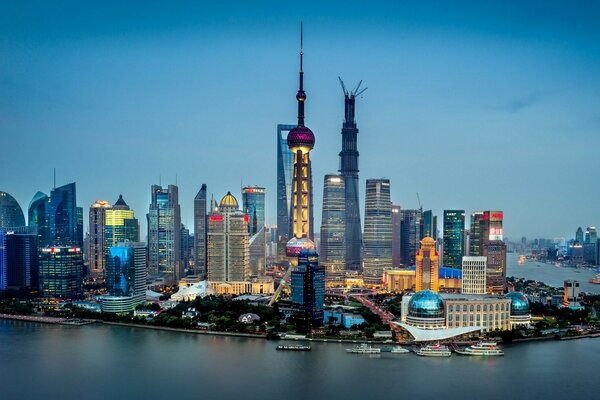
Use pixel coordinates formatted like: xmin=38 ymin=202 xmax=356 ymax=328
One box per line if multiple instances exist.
xmin=338 ymin=79 xmax=364 ymax=270
xmin=181 ymin=223 xmax=191 ymax=272
xmin=100 ymin=242 xmax=146 ymax=313
xmin=28 ymin=192 xmax=50 ymax=246
xmin=0 ymin=227 xmax=38 ymax=292
xmin=575 ymin=227 xmax=584 ymax=243
xmin=363 ymin=179 xmax=392 ymax=284
xmin=148 ymin=185 xmax=181 ymax=283
xmin=392 ymin=205 xmax=401 ymax=268
xmin=461 ymin=256 xmax=487 ymax=294
xmin=469 ymin=211 xmax=485 ymax=256
xmin=194 ymin=184 xmax=208 ymax=276
xmin=443 ymin=210 xmax=465 ymax=269
xmin=320 ymin=174 xmax=345 ymax=278
xmin=470 ymin=211 xmax=503 ymax=256
xmin=49 ymin=183 xmax=80 ymax=247
xmin=248 ymin=227 xmax=266 ymax=277
xmin=285 ymin=26 xmax=316 ymax=260
xmin=39 ymin=246 xmax=83 ymax=299
xmin=276 ymin=123 xmax=296 ymax=261
xmin=422 ymin=210 xmax=437 ymax=241
xmin=399 ymin=209 xmax=422 ymax=266
xmin=207 ymin=192 xmax=249 ymax=282
xmin=0 ymin=191 xmax=25 ymax=228
xmin=242 ymin=186 xmax=265 ymax=236
xmin=584 ymin=227 xmax=597 ymax=264
xmin=291 ymin=248 xmax=325 ymax=328
xmin=483 ymin=240 xmax=507 ymax=294
xmin=415 ymin=237 xmax=439 ymax=292
xmin=105 ymin=195 xmax=139 ymax=256
xmin=88 ymin=200 xmax=111 ymax=276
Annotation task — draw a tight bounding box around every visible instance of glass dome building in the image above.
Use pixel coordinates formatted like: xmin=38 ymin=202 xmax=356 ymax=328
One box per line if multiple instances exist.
xmin=505 ymin=292 xmax=531 ymax=327
xmin=406 ymin=290 xmax=446 ymax=329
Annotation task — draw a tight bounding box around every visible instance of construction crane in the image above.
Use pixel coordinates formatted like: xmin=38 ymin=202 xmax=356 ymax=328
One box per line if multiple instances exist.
xmin=416 ymin=192 xmax=423 ymax=211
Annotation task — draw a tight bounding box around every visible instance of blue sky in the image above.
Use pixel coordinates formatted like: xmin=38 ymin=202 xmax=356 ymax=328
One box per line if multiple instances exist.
xmin=1 ymin=1 xmax=599 ymax=240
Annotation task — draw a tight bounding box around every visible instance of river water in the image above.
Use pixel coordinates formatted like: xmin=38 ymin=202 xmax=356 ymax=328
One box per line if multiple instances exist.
xmin=0 ymin=319 xmax=597 ymax=400
xmin=506 ymin=253 xmax=600 ymax=294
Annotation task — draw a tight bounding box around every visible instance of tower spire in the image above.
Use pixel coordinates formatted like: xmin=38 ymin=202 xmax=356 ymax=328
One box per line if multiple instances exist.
xmin=296 ymin=22 xmax=306 ymax=127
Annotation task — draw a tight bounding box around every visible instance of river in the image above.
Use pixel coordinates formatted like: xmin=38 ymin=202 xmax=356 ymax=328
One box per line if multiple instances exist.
xmin=0 ymin=319 xmax=596 ymax=400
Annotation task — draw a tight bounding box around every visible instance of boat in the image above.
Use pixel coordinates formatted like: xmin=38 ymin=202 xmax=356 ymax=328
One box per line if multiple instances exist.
xmin=346 ymin=343 xmax=381 ymax=354
xmin=415 ymin=344 xmax=452 ymax=357
xmin=455 ymin=342 xmax=504 ymax=356
xmin=518 ymin=255 xmax=526 ymax=265
xmin=590 ymin=274 xmax=600 ymax=284
xmin=276 ymin=345 xmax=311 ymax=351
xmin=390 ymin=346 xmax=410 ymax=354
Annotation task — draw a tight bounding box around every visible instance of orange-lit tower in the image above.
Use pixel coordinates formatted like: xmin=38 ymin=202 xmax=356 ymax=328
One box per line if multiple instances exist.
xmin=415 ymin=237 xmax=439 ymax=292
xmin=285 ymin=24 xmax=316 ymax=261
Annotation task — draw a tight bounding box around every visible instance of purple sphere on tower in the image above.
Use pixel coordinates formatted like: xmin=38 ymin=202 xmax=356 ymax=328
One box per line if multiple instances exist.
xmin=287 ymin=125 xmax=315 ymax=149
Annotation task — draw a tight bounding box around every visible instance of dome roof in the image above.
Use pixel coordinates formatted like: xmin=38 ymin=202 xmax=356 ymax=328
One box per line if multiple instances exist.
xmin=219 ymin=192 xmax=239 ymax=209
xmin=287 ymin=125 xmax=315 ymax=149
xmin=505 ymin=292 xmax=530 ymax=316
xmin=408 ymin=290 xmax=444 ymax=319
xmin=285 ymin=237 xmax=315 ymax=257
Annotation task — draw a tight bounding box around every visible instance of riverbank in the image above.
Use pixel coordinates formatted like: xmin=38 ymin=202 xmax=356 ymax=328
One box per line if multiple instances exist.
xmin=100 ymin=320 xmax=267 ymax=339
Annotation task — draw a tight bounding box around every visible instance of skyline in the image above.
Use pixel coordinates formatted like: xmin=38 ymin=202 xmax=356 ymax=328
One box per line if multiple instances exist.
xmin=2 ymin=2 xmax=600 ymax=239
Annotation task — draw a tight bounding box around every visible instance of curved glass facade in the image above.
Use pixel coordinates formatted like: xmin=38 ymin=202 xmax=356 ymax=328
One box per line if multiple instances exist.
xmin=505 ymin=292 xmax=530 ymax=316
xmin=408 ymin=290 xmax=444 ymax=318
xmin=0 ymin=191 xmax=25 ymax=228
xmin=29 ymin=192 xmax=50 ymax=246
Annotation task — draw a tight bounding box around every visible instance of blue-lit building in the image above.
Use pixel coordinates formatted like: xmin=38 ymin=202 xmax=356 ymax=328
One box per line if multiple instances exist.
xmin=443 ymin=210 xmax=465 ymax=269
xmin=505 ymin=291 xmax=531 ymax=327
xmin=291 ymin=248 xmax=325 ymax=327
xmin=0 ymin=227 xmax=39 ymax=293
xmin=0 ymin=191 xmax=26 ymax=228
xmin=399 ymin=209 xmax=422 ymax=266
xmin=100 ymin=242 xmax=146 ymax=313
xmin=49 ymin=183 xmax=81 ymax=247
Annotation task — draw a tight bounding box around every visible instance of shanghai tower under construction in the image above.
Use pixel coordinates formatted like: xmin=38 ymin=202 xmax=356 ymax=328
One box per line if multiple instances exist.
xmin=338 ymin=78 xmax=366 ymax=271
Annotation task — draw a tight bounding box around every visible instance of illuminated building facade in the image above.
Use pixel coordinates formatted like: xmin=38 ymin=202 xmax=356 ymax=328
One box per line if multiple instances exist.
xmin=105 ymin=195 xmax=139 ymax=257
xmin=0 ymin=227 xmax=38 ymax=292
xmin=363 ymin=178 xmax=392 ymax=284
xmin=291 ymin=248 xmax=325 ymax=328
xmin=338 ymin=79 xmax=364 ymax=270
xmin=207 ymin=192 xmax=249 ymax=282
xmin=28 ymin=192 xmax=50 ymax=246
xmin=461 ymin=256 xmax=487 ymax=294
xmin=276 ymin=123 xmax=296 ymax=261
xmin=49 ymin=183 xmax=82 ymax=247
xmin=100 ymin=242 xmax=146 ymax=313
xmin=399 ymin=209 xmax=422 ymax=266
xmin=483 ymin=240 xmax=507 ymax=294
xmin=242 ymin=186 xmax=265 ymax=236
xmin=443 ymin=210 xmax=465 ymax=269
xmin=148 ymin=185 xmax=181 ymax=283
xmin=39 ymin=246 xmax=83 ymax=299
xmin=88 ymin=200 xmax=111 ymax=276
xmin=194 ymin=184 xmax=208 ymax=276
xmin=320 ymin=174 xmax=345 ymax=279
xmin=0 ymin=191 xmax=25 ymax=228
xmin=415 ymin=237 xmax=439 ymax=292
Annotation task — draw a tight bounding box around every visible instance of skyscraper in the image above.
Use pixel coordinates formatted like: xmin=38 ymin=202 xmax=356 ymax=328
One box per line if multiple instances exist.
xmin=148 ymin=184 xmax=181 ymax=283
xmin=207 ymin=192 xmax=249 ymax=282
xmin=338 ymin=79 xmax=365 ymax=270
xmin=575 ymin=227 xmax=584 ymax=243
xmin=470 ymin=211 xmax=503 ymax=256
xmin=39 ymin=246 xmax=83 ymax=299
xmin=0 ymin=191 xmax=25 ymax=228
xmin=100 ymin=241 xmax=146 ymax=313
xmin=584 ymin=227 xmax=597 ymax=264
xmin=461 ymin=256 xmax=487 ymax=294
xmin=49 ymin=183 xmax=80 ymax=247
xmin=391 ymin=205 xmax=401 ymax=268
xmin=483 ymin=240 xmax=507 ymax=294
xmin=415 ymin=237 xmax=439 ymax=292
xmin=469 ymin=211 xmax=485 ymax=256
xmin=194 ymin=184 xmax=208 ymax=276
xmin=181 ymin=223 xmax=191 ymax=272
xmin=443 ymin=210 xmax=465 ymax=269
xmin=248 ymin=227 xmax=266 ymax=277
xmin=399 ymin=209 xmax=422 ymax=266
xmin=105 ymin=195 xmax=139 ymax=256
xmin=0 ymin=227 xmax=38 ymax=293
xmin=363 ymin=178 xmax=392 ymax=285
xmin=88 ymin=200 xmax=111 ymax=276
xmin=291 ymin=248 xmax=325 ymax=329
xmin=242 ymin=186 xmax=265 ymax=236
xmin=28 ymin=192 xmax=50 ymax=246
xmin=320 ymin=174 xmax=345 ymax=279
xmin=276 ymin=123 xmax=296 ymax=261
xmin=422 ymin=210 xmax=437 ymax=240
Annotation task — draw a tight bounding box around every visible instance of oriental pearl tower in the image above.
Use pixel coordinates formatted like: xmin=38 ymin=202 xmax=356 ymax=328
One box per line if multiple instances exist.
xmin=285 ymin=23 xmax=316 ymax=262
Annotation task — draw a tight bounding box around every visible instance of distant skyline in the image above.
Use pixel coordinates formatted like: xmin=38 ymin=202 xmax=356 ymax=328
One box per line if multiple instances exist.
xmin=1 ymin=1 xmax=599 ymax=240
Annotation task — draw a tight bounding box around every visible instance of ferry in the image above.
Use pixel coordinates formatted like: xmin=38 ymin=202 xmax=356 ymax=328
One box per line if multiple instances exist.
xmin=415 ymin=344 xmax=452 ymax=357
xmin=455 ymin=342 xmax=504 ymax=356
xmin=518 ymin=255 xmax=526 ymax=265
xmin=276 ymin=344 xmax=311 ymax=351
xmin=589 ymin=274 xmax=600 ymax=284
xmin=390 ymin=346 xmax=410 ymax=354
xmin=346 ymin=343 xmax=381 ymax=354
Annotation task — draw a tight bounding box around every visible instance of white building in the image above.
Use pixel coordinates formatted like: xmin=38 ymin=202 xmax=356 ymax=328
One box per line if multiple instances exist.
xmin=461 ymin=256 xmax=487 ymax=294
